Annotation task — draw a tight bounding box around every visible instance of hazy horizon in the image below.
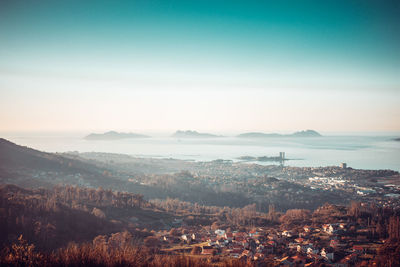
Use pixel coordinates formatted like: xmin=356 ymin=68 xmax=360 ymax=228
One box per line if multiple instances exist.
xmin=1 ymin=129 xmax=400 ymax=138
xmin=1 ymin=0 xmax=400 ymax=133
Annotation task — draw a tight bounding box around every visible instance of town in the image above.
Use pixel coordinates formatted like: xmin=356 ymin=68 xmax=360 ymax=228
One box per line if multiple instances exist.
xmin=0 ymin=139 xmax=399 ymax=266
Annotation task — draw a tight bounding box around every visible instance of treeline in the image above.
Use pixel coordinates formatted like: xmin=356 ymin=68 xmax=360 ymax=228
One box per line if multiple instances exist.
xmin=137 ymin=172 xmax=252 ymax=208
xmin=151 ymin=197 xmax=400 ymax=241
xmin=0 ymin=235 xmax=257 ymax=267
xmin=47 ymin=184 xmax=146 ymax=209
xmin=151 ymin=198 xmax=276 ymax=227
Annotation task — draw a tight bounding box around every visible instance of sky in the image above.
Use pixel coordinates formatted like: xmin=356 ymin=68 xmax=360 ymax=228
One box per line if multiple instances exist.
xmin=0 ymin=0 xmax=399 ymax=133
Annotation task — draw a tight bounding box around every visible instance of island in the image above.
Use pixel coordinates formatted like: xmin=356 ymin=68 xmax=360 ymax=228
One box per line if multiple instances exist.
xmin=394 ymin=138 xmax=400 ymax=141
xmin=237 ymin=129 xmax=322 ymax=138
xmin=172 ymin=130 xmax=222 ymax=138
xmin=84 ymin=131 xmax=150 ymax=140
xmin=291 ymin=129 xmax=322 ymax=137
xmin=237 ymin=152 xmax=290 ymax=163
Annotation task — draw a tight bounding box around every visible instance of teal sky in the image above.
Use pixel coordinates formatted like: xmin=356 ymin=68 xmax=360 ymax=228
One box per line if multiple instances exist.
xmin=0 ymin=0 xmax=399 ymax=132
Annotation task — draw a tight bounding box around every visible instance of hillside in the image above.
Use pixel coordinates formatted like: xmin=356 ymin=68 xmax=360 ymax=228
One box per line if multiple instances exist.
xmin=0 ymin=138 xmax=118 ymax=188
xmin=0 ymin=184 xmax=174 ymax=251
xmin=0 ymin=139 xmax=252 ymax=208
xmin=0 ymin=138 xmax=101 ymax=174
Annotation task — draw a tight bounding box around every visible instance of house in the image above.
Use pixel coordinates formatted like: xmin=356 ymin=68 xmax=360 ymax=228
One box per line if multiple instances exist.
xmin=215 ymin=229 xmax=226 ymax=237
xmin=229 ymin=252 xmax=240 ymax=258
xmin=322 ymin=224 xmax=335 ymax=234
xmin=307 ymin=247 xmax=319 ymax=255
xmin=282 ymin=230 xmax=293 ymax=237
xmin=323 ymin=223 xmax=343 ymax=234
xmin=216 ymin=239 xmax=228 ymax=247
xmin=249 ymin=229 xmax=258 ymax=237
xmin=207 ymin=238 xmax=217 ymax=246
xmin=253 ymin=253 xmax=264 ymax=260
xmin=241 ymin=249 xmax=252 ymax=258
xmin=224 ymin=232 xmax=233 ymax=241
xmin=297 ymin=244 xmax=313 ymax=253
xmin=294 ymin=237 xmax=304 ymax=243
xmin=181 ymin=234 xmax=190 ymax=242
xmin=191 ymin=233 xmax=200 ymax=241
xmin=321 ymin=248 xmax=334 ymax=261
xmin=233 ymin=232 xmax=248 ymax=239
xmin=240 ymin=240 xmax=249 ymax=248
xmin=303 ymin=225 xmax=314 ymax=233
xmin=256 ymin=244 xmax=264 ymax=251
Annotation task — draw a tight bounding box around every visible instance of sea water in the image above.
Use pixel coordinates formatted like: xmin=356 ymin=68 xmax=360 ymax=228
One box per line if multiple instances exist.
xmin=1 ymin=133 xmax=400 ymax=171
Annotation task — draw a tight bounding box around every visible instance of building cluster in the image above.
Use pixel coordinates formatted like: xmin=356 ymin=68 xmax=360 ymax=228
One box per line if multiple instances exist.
xmin=156 ymin=220 xmax=383 ymax=266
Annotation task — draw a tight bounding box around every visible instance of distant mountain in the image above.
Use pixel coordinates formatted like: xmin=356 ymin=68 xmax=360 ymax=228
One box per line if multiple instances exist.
xmin=84 ymin=131 xmax=149 ymax=140
xmin=394 ymin=138 xmax=400 ymax=141
xmin=172 ymin=130 xmax=222 ymax=138
xmin=291 ymin=130 xmax=322 ymax=137
xmin=237 ymin=130 xmax=322 ymax=138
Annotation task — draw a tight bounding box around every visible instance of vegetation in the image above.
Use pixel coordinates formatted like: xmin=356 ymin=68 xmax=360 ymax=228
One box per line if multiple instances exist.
xmin=1 ymin=183 xmax=400 ymax=266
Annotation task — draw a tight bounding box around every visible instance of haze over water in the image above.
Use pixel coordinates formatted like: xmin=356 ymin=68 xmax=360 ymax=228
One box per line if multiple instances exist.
xmin=3 ymin=132 xmax=400 ymax=171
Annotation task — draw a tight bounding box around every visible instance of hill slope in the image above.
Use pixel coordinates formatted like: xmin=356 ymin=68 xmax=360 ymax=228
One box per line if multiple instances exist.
xmin=0 ymin=138 xmax=102 ymax=174
xmin=0 ymin=138 xmax=116 ymax=188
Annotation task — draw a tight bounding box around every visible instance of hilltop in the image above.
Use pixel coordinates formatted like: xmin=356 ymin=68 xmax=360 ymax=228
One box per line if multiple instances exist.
xmin=84 ymin=131 xmax=149 ymax=140
xmin=237 ymin=130 xmax=322 ymax=138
